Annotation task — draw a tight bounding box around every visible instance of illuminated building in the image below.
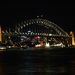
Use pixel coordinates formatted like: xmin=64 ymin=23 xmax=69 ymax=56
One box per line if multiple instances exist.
xmin=70 ymin=31 xmax=75 ymax=46
xmin=3 ymin=18 xmax=72 ymax=48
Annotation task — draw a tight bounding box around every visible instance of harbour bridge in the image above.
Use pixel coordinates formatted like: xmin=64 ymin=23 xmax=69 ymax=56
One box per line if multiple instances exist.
xmin=3 ymin=18 xmax=72 ymax=48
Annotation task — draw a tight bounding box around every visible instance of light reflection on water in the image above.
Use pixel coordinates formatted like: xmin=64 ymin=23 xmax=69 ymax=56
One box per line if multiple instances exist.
xmin=0 ymin=48 xmax=75 ymax=75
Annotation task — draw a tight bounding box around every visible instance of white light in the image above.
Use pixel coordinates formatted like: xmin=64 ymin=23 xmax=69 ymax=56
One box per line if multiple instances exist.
xmin=21 ymin=26 xmax=23 ymax=29
xmin=24 ymin=25 xmax=25 ymax=27
xmin=52 ymin=43 xmax=65 ymax=47
xmin=37 ymin=16 xmax=39 ymax=18
xmin=28 ymin=31 xmax=31 ymax=33
xmin=0 ymin=47 xmax=6 ymax=50
xmin=25 ymin=33 xmax=27 ymax=35
xmin=32 ymin=32 xmax=34 ymax=35
xmin=31 ymin=32 xmax=33 ymax=35
xmin=8 ymin=46 xmax=12 ymax=48
xmin=35 ymin=44 xmax=42 ymax=47
xmin=37 ymin=21 xmax=38 ymax=23
xmin=41 ymin=21 xmax=43 ymax=23
xmin=8 ymin=36 xmax=10 ymax=39
xmin=49 ymin=34 xmax=52 ymax=36
xmin=45 ymin=43 xmax=50 ymax=47
xmin=15 ymin=31 xmax=17 ymax=33
xmin=26 ymin=23 xmax=28 ymax=25
xmin=38 ymin=33 xmax=39 ymax=35
xmin=21 ymin=46 xmax=23 ymax=47
xmin=23 ymin=33 xmax=24 ymax=34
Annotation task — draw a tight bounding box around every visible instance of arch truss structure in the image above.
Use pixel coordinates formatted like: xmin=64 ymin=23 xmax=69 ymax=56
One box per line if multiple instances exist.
xmin=15 ymin=18 xmax=69 ymax=37
xmin=4 ymin=18 xmax=72 ymax=48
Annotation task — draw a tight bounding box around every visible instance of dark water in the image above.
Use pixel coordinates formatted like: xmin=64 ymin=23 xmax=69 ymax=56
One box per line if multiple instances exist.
xmin=0 ymin=48 xmax=75 ymax=75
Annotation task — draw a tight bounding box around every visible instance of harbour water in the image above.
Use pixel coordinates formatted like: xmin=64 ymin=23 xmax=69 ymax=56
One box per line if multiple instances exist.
xmin=0 ymin=48 xmax=75 ymax=75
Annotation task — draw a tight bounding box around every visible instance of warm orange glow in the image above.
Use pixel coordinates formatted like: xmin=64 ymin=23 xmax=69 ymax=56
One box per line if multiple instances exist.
xmin=70 ymin=31 xmax=75 ymax=46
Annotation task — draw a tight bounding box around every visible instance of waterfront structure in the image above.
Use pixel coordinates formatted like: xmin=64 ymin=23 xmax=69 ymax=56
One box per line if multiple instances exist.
xmin=70 ymin=31 xmax=75 ymax=46
xmin=3 ymin=18 xmax=72 ymax=48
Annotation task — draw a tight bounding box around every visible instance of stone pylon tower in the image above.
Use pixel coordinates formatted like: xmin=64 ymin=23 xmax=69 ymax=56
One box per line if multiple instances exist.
xmin=70 ymin=31 xmax=75 ymax=46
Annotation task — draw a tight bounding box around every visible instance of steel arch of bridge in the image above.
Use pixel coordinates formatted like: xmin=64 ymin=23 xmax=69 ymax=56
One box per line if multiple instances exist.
xmin=16 ymin=18 xmax=69 ymax=37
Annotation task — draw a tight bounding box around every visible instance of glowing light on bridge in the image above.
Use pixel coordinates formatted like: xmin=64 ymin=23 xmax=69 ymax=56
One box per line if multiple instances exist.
xmin=70 ymin=31 xmax=75 ymax=46
xmin=45 ymin=42 xmax=50 ymax=48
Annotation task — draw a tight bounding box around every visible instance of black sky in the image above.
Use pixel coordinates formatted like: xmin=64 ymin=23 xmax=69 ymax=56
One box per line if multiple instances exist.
xmin=0 ymin=1 xmax=75 ymax=32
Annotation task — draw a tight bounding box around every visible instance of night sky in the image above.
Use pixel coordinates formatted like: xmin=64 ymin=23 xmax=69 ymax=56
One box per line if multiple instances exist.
xmin=0 ymin=1 xmax=75 ymax=32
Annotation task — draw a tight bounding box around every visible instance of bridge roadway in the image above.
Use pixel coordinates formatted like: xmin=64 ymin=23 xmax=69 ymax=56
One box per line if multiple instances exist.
xmin=0 ymin=48 xmax=75 ymax=75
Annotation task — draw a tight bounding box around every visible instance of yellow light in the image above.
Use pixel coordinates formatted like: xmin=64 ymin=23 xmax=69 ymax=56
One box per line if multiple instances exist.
xmin=70 ymin=31 xmax=75 ymax=46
